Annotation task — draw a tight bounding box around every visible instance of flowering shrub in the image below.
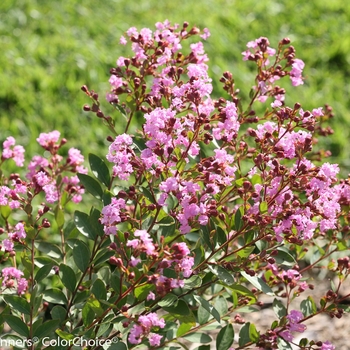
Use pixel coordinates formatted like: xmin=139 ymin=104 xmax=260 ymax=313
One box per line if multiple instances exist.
xmin=1 ymin=20 xmax=350 ymax=350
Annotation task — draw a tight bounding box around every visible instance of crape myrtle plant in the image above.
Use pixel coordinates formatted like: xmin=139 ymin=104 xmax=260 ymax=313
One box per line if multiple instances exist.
xmin=1 ymin=20 xmax=350 ymax=350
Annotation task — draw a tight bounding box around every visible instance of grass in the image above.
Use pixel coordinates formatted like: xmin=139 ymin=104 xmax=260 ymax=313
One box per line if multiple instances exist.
xmin=1 ymin=0 xmax=350 ymax=174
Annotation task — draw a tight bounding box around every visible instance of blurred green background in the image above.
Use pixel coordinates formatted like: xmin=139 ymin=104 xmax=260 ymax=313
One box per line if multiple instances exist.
xmin=1 ymin=0 xmax=350 ymax=173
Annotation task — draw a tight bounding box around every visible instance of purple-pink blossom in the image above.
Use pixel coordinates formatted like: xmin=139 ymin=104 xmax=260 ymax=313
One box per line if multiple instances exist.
xmin=36 ymin=130 xmax=61 ymax=148
xmin=1 ymin=267 xmax=28 ymax=295
xmin=2 ymin=136 xmax=25 ymax=167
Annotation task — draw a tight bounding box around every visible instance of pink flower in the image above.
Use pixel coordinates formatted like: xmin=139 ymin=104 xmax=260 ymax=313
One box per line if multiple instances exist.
xmin=200 ymin=28 xmax=210 ymax=40
xmin=1 ymin=267 xmax=28 ymax=295
xmin=68 ymin=148 xmax=84 ymax=166
xmin=2 ymin=136 xmax=25 ymax=167
xmin=101 ymin=198 xmax=126 ymax=235
xmin=36 ymin=130 xmax=61 ymax=148
xmin=321 ymin=341 xmax=335 ymax=350
xmin=290 ymin=58 xmax=304 ymax=86
xmin=149 ymin=333 xmax=163 ymax=346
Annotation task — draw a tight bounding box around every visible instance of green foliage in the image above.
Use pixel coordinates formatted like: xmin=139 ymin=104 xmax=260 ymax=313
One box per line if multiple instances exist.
xmin=1 ymin=0 xmax=350 ymax=174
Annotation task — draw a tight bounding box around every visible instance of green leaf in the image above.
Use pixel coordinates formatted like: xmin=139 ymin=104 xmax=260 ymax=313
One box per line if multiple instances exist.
xmin=93 ymin=249 xmax=115 ymax=267
xmin=251 ymin=174 xmax=262 ymax=185
xmin=35 ymin=262 xmax=54 ymax=283
xmin=91 ymin=279 xmax=107 ymax=301
xmin=78 ymin=173 xmax=103 ymax=199
xmin=234 ymin=206 xmax=243 ymax=230
xmin=300 ymin=296 xmax=317 ymax=317
xmin=35 ymin=242 xmax=62 ymax=259
xmin=54 ymin=205 xmax=65 ymax=228
xmin=249 ymin=323 xmax=259 ymax=342
xmin=274 ymin=247 xmax=296 ymax=266
xmin=86 ymin=296 xmax=104 ymax=316
xmin=216 ymin=324 xmax=234 ymax=350
xmin=163 ymin=300 xmax=191 ymax=317
xmin=89 ymin=153 xmax=111 ymax=187
xmin=138 ymin=186 xmax=156 ymax=204
xmin=74 ymin=211 xmax=97 ymax=240
xmin=197 ymin=304 xmax=210 ymax=324
xmin=241 ymin=271 xmax=274 ymax=296
xmin=59 ymin=263 xmax=77 ymax=293
xmin=214 ymin=296 xmax=228 ymax=316
xmin=34 ymin=319 xmax=60 ymax=339
xmin=273 ymin=299 xmax=287 ymax=319
xmin=55 ymin=329 xmax=75 ymax=340
xmin=183 ymin=275 xmax=202 ymax=289
xmin=82 ymin=303 xmax=95 ymax=327
xmin=72 ymin=239 xmax=91 ymax=272
xmin=0 ymin=205 xmax=11 ymax=219
xmin=134 ymin=284 xmax=154 ymax=301
xmin=183 ymin=332 xmax=212 ymax=343
xmin=177 ymin=320 xmax=195 ymax=337
xmin=158 ymin=293 xmax=178 ymax=307
xmin=5 ymin=315 xmax=29 ymax=337
xmin=51 ymin=305 xmax=67 ymax=321
xmin=238 ymin=322 xmax=250 ymax=347
xmin=208 ymin=265 xmax=235 ymax=285
xmin=194 ymin=296 xmax=221 ymax=323
xmin=259 ymin=201 xmax=268 ymax=214
xmin=3 ymin=295 xmax=31 ymax=315
xmin=43 ymin=289 xmax=68 ymax=305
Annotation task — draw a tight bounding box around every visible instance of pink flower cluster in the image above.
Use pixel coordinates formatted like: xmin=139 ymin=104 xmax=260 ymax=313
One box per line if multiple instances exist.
xmin=2 ymin=136 xmax=25 ymax=167
xmin=1 ymin=267 xmax=28 ymax=295
xmin=2 ymin=222 xmax=26 ymax=252
xmin=280 ymin=310 xmax=306 ymax=342
xmin=128 ymin=312 xmax=165 ymax=346
xmin=106 ymin=134 xmax=134 ymax=180
xmin=100 ymin=197 xmax=126 ymax=235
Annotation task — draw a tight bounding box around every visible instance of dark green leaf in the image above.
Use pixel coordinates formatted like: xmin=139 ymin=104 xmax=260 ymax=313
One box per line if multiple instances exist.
xmin=34 ymin=263 xmax=54 ymax=282
xmin=138 ymin=186 xmax=156 ymax=204
xmin=74 ymin=211 xmax=96 ymax=239
xmin=300 ymin=296 xmax=317 ymax=317
xmin=78 ymin=173 xmax=103 ymax=199
xmin=197 ymin=305 xmax=210 ymax=325
xmin=35 ymin=242 xmax=62 ymax=260
xmin=241 ymin=271 xmax=274 ymax=296
xmin=59 ymin=264 xmax=77 ymax=293
xmin=43 ymin=289 xmax=68 ymax=305
xmin=234 ymin=206 xmax=243 ymax=231
xmin=91 ymin=279 xmax=107 ymax=301
xmin=72 ymin=239 xmax=91 ymax=272
xmin=54 ymin=205 xmax=65 ymax=228
xmin=51 ymin=305 xmax=67 ymax=321
xmin=5 ymin=315 xmax=29 ymax=337
xmin=82 ymin=303 xmax=95 ymax=327
xmin=274 ymin=247 xmax=296 ymax=266
xmin=216 ymin=324 xmax=234 ymax=350
xmin=208 ymin=265 xmax=235 ymax=285
xmin=238 ymin=322 xmax=250 ymax=347
xmin=158 ymin=293 xmax=178 ymax=307
xmin=3 ymin=295 xmax=31 ymax=315
xmin=89 ymin=153 xmax=111 ymax=187
xmin=183 ymin=333 xmax=212 ymax=343
xmin=34 ymin=319 xmax=60 ymax=339
xmin=214 ymin=296 xmax=228 ymax=316
xmin=273 ymin=299 xmax=287 ymax=318
xmin=194 ymin=296 xmax=221 ymax=323
xmin=163 ymin=300 xmax=191 ymax=317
